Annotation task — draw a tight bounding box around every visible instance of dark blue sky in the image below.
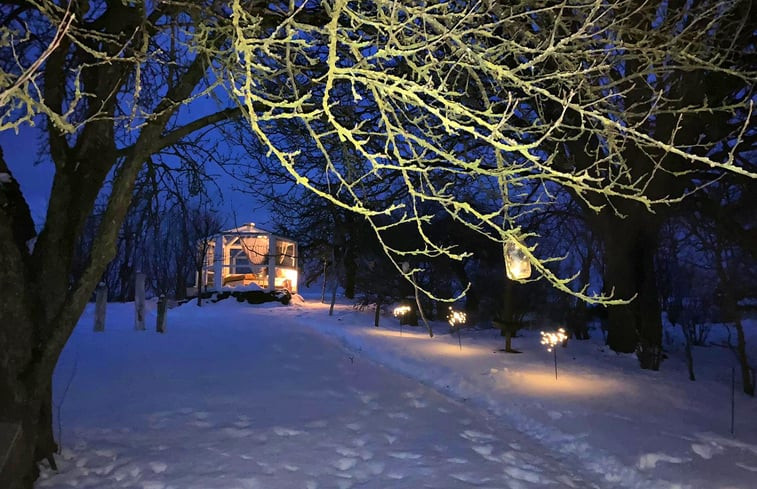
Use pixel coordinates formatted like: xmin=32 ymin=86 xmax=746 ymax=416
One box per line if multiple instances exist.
xmin=0 ymin=124 xmax=272 ymax=231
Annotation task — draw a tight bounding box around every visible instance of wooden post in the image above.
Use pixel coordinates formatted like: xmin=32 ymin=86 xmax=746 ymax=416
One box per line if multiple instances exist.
xmin=94 ymin=282 xmax=107 ymax=332
xmin=156 ymin=294 xmax=167 ymax=333
xmin=213 ymin=235 xmax=224 ymax=292
xmin=321 ymin=260 xmax=327 ymax=304
xmin=135 ymin=272 xmax=146 ymax=331
xmin=268 ymin=235 xmax=277 ymax=291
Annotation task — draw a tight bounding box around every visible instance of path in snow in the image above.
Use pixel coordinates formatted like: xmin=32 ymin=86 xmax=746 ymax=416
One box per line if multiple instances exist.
xmin=40 ymin=302 xmax=600 ymax=489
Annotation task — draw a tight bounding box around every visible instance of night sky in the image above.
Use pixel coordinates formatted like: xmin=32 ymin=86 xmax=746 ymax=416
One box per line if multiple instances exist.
xmin=0 ymin=124 xmax=272 ymax=231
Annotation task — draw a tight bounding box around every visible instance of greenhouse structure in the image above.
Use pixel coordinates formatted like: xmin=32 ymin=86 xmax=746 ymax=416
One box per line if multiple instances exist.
xmin=194 ymin=223 xmax=298 ymax=294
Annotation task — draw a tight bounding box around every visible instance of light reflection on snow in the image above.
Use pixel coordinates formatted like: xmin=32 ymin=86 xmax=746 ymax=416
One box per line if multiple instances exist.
xmin=415 ymin=342 xmax=491 ymax=358
xmin=496 ymin=370 xmax=630 ymax=398
xmin=367 ymin=329 xmax=428 ymax=340
xmin=367 ymin=329 xmax=493 ymax=357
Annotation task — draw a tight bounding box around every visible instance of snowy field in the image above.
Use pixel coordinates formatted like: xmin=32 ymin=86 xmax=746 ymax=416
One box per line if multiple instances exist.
xmin=38 ymin=295 xmax=757 ymax=489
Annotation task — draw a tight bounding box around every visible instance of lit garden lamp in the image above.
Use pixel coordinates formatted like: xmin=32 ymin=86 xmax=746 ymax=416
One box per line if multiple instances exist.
xmin=447 ymin=307 xmax=467 ymax=350
xmin=504 ymin=239 xmax=531 ymax=280
xmin=541 ymin=328 xmax=568 ymax=380
xmin=393 ymin=304 xmax=411 ymax=336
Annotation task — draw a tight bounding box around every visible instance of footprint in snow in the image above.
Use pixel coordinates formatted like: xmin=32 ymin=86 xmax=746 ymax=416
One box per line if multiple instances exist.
xmin=94 ymin=463 xmax=116 ymax=476
xmin=149 ymin=462 xmax=168 ymax=474
xmin=351 ymin=437 xmax=368 ymax=448
xmin=336 ymin=447 xmax=360 ymax=457
xmin=504 ymin=465 xmax=551 ymax=484
xmin=141 ymin=482 xmax=165 ymax=489
xmin=460 ymin=430 xmax=496 ymax=442
xmin=637 ymin=453 xmax=690 ymax=470
xmin=691 ymin=442 xmax=723 ymax=459
xmin=273 ymin=427 xmax=305 ymax=436
xmin=387 ymin=412 xmax=410 ymax=420
xmin=450 ymin=472 xmax=491 ymax=484
xmin=333 ymin=458 xmax=358 ymax=471
xmin=358 ymin=393 xmax=377 ymax=404
xmin=388 ymin=451 xmax=422 ymax=460
xmin=446 ymin=457 xmax=468 ymax=464
xmin=222 ymin=427 xmax=254 ymax=438
xmin=471 ymin=445 xmax=493 ymax=457
xmin=236 ymin=477 xmax=262 ymax=489
xmin=365 ymin=461 xmax=384 ymax=475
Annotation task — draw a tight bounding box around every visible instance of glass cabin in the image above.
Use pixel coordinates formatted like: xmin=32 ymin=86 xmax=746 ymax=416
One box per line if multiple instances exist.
xmin=195 ymin=223 xmax=298 ymax=294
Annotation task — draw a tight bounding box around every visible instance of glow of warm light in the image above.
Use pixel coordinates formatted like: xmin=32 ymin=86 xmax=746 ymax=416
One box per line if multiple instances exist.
xmin=367 ymin=329 xmax=427 ymax=340
xmin=505 ymin=239 xmax=532 ymax=280
xmin=447 ymin=307 xmax=467 ymax=327
xmin=280 ymin=268 xmax=298 ymax=291
xmin=365 ymin=329 xmax=488 ymax=357
xmin=540 ymin=328 xmax=567 ymax=352
xmin=393 ymin=305 xmax=411 ymax=317
xmin=495 ymin=370 xmax=630 ymax=397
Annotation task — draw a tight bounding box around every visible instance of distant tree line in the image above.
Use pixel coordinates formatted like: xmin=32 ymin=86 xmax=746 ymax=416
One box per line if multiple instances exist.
xmin=74 ymin=160 xmax=224 ymax=302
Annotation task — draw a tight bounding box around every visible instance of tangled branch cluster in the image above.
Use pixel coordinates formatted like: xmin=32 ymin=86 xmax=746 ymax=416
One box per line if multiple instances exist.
xmin=228 ymin=0 xmax=754 ymax=303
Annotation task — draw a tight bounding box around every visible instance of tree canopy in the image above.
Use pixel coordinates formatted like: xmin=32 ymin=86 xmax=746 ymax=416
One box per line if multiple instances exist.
xmin=227 ymin=0 xmax=755 ymax=303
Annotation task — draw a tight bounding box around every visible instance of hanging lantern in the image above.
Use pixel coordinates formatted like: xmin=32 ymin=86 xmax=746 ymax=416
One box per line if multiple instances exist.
xmin=504 ymin=239 xmax=531 ymax=280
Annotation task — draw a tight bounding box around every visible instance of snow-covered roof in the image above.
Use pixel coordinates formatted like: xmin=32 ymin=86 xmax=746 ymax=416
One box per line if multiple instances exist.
xmin=220 ymin=222 xmax=270 ymax=235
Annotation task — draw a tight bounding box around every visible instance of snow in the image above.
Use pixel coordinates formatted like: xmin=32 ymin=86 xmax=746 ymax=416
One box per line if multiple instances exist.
xmin=0 ymin=171 xmax=12 ymax=183
xmin=38 ymin=295 xmax=757 ymax=489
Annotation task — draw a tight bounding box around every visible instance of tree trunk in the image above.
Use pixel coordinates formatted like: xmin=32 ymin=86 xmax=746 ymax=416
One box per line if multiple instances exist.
xmin=94 ymin=284 xmax=107 ymax=332
xmin=635 ymin=227 xmax=663 ymax=370
xmin=134 ymin=272 xmax=146 ymax=330
xmin=603 ymin=223 xmax=639 ymax=353
xmin=344 ymin=249 xmax=356 ymax=300
xmin=734 ymin=319 xmax=755 ymax=396
xmin=681 ymin=324 xmax=696 ymax=381
xmin=196 ymin=267 xmax=203 ymax=307
xmin=600 ymin=211 xmax=663 ymax=368
xmin=329 ymin=276 xmax=338 ymax=316
xmin=374 ymin=299 xmax=381 ymax=327
xmin=156 ymin=295 xmax=167 ymax=333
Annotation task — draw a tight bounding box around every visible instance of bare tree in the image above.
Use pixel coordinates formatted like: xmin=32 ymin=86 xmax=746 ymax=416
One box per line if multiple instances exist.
xmin=0 ymin=2 xmax=246 ymax=485
xmin=227 ymin=0 xmax=755 ymax=313
xmin=188 ymin=203 xmax=224 ymax=306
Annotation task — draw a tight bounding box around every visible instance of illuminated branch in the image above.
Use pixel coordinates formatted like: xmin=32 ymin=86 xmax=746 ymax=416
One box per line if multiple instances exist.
xmin=227 ymin=0 xmax=755 ymax=304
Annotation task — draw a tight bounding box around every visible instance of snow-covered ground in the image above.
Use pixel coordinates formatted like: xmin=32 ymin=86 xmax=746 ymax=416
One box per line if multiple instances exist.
xmin=38 ymin=295 xmax=757 ymax=489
